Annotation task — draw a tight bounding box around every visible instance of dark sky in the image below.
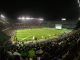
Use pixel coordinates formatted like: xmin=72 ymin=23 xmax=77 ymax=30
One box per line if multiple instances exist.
xmin=0 ymin=0 xmax=79 ymax=20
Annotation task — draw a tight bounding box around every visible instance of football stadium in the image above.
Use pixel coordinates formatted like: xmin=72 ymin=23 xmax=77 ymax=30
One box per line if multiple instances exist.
xmin=0 ymin=0 xmax=80 ymax=60
xmin=0 ymin=13 xmax=79 ymax=60
xmin=11 ymin=18 xmax=72 ymax=44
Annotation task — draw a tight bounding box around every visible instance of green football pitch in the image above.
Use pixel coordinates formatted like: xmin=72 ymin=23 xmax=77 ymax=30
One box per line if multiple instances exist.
xmin=14 ymin=28 xmax=71 ymax=43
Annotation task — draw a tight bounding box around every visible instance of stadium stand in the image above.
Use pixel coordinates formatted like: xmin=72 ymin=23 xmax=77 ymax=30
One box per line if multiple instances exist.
xmin=11 ymin=20 xmax=77 ymax=30
xmin=0 ymin=29 xmax=80 ymax=60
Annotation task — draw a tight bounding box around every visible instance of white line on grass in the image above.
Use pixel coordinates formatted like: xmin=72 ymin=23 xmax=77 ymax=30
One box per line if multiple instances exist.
xmin=22 ymin=36 xmax=32 ymax=40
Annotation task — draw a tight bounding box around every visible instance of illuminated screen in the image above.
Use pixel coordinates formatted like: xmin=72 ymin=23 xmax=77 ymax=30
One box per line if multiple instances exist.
xmin=55 ymin=24 xmax=62 ymax=29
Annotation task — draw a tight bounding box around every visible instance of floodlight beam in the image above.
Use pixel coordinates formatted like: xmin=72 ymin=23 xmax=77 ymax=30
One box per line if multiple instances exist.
xmin=0 ymin=14 xmax=5 ymax=18
xmin=61 ymin=18 xmax=66 ymax=21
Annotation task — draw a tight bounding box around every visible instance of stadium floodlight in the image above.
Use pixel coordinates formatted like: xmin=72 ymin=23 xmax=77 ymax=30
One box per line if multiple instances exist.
xmin=78 ymin=17 xmax=80 ymax=20
xmin=17 ymin=16 xmax=44 ymax=22
xmin=78 ymin=0 xmax=79 ymax=3
xmin=18 ymin=17 xmax=22 ymax=20
xmin=21 ymin=17 xmax=25 ymax=20
xmin=0 ymin=14 xmax=5 ymax=18
xmin=38 ymin=18 xmax=44 ymax=21
xmin=25 ymin=17 xmax=31 ymax=20
xmin=77 ymin=0 xmax=80 ymax=7
xmin=61 ymin=18 xmax=66 ymax=21
xmin=26 ymin=17 xmax=34 ymax=20
xmin=30 ymin=18 xmax=34 ymax=20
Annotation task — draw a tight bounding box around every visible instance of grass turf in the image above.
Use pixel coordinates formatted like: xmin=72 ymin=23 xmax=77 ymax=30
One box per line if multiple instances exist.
xmin=14 ymin=28 xmax=71 ymax=42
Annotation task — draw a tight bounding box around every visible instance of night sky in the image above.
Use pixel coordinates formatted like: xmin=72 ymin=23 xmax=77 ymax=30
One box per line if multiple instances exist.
xmin=0 ymin=0 xmax=79 ymax=20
